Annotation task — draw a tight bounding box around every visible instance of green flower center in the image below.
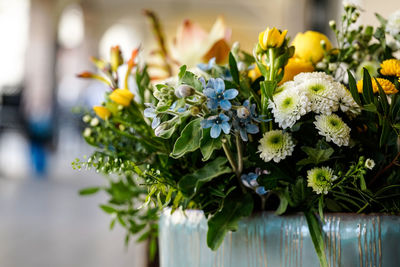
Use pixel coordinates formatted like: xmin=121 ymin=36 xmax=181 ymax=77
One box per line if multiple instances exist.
xmin=281 ymin=97 xmax=294 ymax=110
xmin=328 ymin=118 xmax=341 ymax=128
xmin=310 ymin=84 xmax=325 ymax=93
xmin=267 ymin=134 xmax=283 ymax=148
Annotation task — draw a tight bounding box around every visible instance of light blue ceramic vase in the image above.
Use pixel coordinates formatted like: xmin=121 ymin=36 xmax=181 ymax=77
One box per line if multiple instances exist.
xmin=159 ymin=209 xmax=400 ymax=267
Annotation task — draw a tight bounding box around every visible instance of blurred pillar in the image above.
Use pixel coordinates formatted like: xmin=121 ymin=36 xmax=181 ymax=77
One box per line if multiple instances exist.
xmin=24 ymin=0 xmax=57 ymax=120
xmin=23 ymin=0 xmax=58 ymax=176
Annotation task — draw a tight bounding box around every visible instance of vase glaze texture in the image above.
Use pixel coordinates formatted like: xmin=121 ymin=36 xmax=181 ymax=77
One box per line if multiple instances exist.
xmin=159 ymin=209 xmax=400 ymax=267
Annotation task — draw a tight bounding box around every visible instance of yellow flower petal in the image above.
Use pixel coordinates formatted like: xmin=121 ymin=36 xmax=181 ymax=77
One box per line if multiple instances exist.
xmin=93 ymin=106 xmax=111 ymax=120
xmin=356 ymin=78 xmax=398 ymax=94
xmin=279 ymin=57 xmax=314 ymax=84
xmin=109 ymin=89 xmax=134 ymax=107
xmin=380 ymin=59 xmax=400 ymax=77
xmin=258 ymin=27 xmax=287 ymax=50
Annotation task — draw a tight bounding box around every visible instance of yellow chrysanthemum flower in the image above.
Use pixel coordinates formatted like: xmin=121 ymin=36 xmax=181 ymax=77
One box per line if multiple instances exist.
xmin=380 ymin=59 xmax=400 ymax=77
xmin=357 ymin=78 xmax=398 ymax=94
xmin=279 ymin=57 xmax=314 ymax=84
xmin=93 ymin=106 xmax=111 ymax=120
xmin=291 ymin=31 xmax=332 ymax=64
xmin=258 ymin=27 xmax=288 ymax=50
xmin=109 ymin=89 xmax=134 ymax=107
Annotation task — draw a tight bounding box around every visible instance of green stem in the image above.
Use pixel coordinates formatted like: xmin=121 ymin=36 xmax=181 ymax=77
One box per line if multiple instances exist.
xmin=222 ymin=140 xmax=237 ymax=174
xmin=268 ymin=49 xmax=275 ymax=81
xmin=235 ymin=134 xmax=243 ymax=176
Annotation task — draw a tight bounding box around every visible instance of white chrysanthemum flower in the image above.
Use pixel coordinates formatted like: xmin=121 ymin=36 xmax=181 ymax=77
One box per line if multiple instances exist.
xmin=365 ymin=158 xmax=375 ymax=170
xmin=298 ymin=76 xmax=339 ymax=114
xmin=258 ymin=130 xmax=295 ymax=163
xmin=314 ymin=114 xmax=351 ymax=146
xmin=294 ymin=72 xmax=335 ymax=83
xmin=337 ymin=85 xmax=361 ymax=117
xmin=307 ymin=166 xmax=337 ymax=195
xmin=268 ymin=84 xmax=310 ymax=129
xmin=386 ymin=10 xmax=400 ymax=36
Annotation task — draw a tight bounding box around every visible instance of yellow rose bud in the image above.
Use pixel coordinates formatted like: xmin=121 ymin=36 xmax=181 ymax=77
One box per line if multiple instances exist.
xmin=279 ymin=57 xmax=314 ymax=84
xmin=109 ymin=89 xmax=134 ymax=107
xmin=110 ymin=45 xmax=123 ymax=72
xmin=357 ymin=78 xmax=398 ymax=94
xmin=93 ymin=106 xmax=111 ymax=120
xmin=258 ymin=27 xmax=288 ymax=50
xmin=291 ymin=31 xmax=332 ymax=63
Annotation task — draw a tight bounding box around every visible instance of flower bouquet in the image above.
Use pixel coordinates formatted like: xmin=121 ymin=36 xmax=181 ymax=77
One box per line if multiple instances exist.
xmin=74 ymin=3 xmax=400 ymax=266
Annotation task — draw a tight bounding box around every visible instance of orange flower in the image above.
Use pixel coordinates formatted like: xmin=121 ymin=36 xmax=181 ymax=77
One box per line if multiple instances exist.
xmin=280 ymin=57 xmax=314 ymax=84
xmin=357 ymin=78 xmax=398 ymax=94
xmin=380 ymin=59 xmax=400 ymax=77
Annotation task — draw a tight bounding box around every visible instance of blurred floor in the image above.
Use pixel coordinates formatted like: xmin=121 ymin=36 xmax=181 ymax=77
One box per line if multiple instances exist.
xmin=0 ymin=172 xmax=147 ymax=267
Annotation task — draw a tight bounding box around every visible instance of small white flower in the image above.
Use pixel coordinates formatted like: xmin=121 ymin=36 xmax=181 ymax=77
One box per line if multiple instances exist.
xmin=337 ymin=85 xmax=361 ymax=117
xmin=258 ymin=130 xmax=295 ymax=163
xmin=334 ymin=63 xmax=350 ymax=84
xmin=307 ymin=166 xmax=337 ymax=195
xmin=268 ymin=84 xmax=310 ymax=129
xmin=314 ymin=114 xmax=351 ymax=146
xmin=90 ymin=117 xmax=100 ymax=127
xmin=386 ymin=10 xmax=400 ymax=37
xmin=365 ymin=159 xmax=376 ymax=170
xmin=83 ymin=128 xmax=92 ymax=137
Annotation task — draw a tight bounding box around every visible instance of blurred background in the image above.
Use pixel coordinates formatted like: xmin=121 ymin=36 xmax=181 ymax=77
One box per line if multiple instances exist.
xmin=0 ymin=0 xmax=398 ymax=266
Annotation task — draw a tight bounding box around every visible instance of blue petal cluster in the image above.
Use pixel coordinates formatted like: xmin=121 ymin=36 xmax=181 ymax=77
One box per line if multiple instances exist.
xmin=233 ymin=100 xmax=267 ymax=141
xmin=203 ymin=78 xmax=238 ymax=111
xmin=240 ymin=172 xmax=267 ymax=195
xmin=201 ymin=113 xmax=231 ymax=138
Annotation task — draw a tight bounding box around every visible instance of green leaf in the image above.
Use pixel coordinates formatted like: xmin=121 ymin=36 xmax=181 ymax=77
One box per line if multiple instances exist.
xmin=347 ymin=70 xmax=362 ymax=106
xmin=179 ymin=66 xmax=202 ymax=91
xmin=178 ymin=65 xmax=187 ymax=80
xmin=363 ymin=103 xmax=377 ymax=113
xmin=171 ymin=118 xmax=203 ymax=158
xmin=79 ymin=187 xmax=101 ymax=195
xmin=318 ymin=196 xmax=324 ymax=222
xmin=255 ymin=60 xmax=268 ymax=77
xmin=375 ymin=13 xmax=387 ymax=26
xmin=207 ymin=191 xmax=253 ymax=250
xmin=380 ymin=119 xmax=391 ymax=147
xmin=275 ymin=190 xmax=288 ymax=215
xmin=304 ymin=211 xmax=328 ymax=267
xmin=100 ymin=204 xmax=117 ymax=214
xmin=229 ymin=52 xmax=240 ymax=85
xmin=360 ymin=175 xmax=367 ymax=191
xmin=178 ymin=157 xmax=231 ymax=197
xmin=297 ymin=142 xmax=334 ymax=166
xmin=325 ymin=198 xmax=341 ymax=212
xmin=374 ymin=77 xmax=389 ymax=115
xmin=260 ymin=80 xmax=277 ymax=101
xmin=362 ymin=68 xmax=374 ymax=104
xmin=200 ymin=128 xmax=222 ymax=161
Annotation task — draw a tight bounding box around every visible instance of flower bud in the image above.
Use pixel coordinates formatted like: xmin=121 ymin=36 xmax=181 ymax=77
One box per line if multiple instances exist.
xmin=154 ymin=124 xmax=166 ymax=137
xmin=237 ymin=106 xmax=250 ymax=119
xmin=175 ymin=85 xmax=194 ymax=98
xmin=351 ymin=12 xmax=359 ymax=22
xmin=90 ymin=117 xmax=100 ymax=127
xmin=119 ymin=124 xmax=126 ymax=131
xmin=258 ymin=27 xmax=288 ymax=50
xmin=328 ymin=63 xmax=337 ymax=71
xmin=237 ymin=62 xmax=246 ymax=72
xmin=82 ymin=115 xmax=91 ymax=123
xmin=190 ymin=106 xmax=200 ymax=116
xmin=83 ymin=128 xmax=92 ymax=137
xmin=110 ymin=88 xmax=134 ymax=107
xmin=316 ymin=62 xmax=327 ymax=69
xmin=320 ymin=40 xmax=327 ymax=49
xmin=329 ymin=20 xmax=336 ymax=29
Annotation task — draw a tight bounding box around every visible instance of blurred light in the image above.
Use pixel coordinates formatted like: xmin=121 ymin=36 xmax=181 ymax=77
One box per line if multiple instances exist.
xmin=99 ymin=23 xmax=141 ymax=61
xmin=0 ymin=130 xmax=29 ymax=179
xmin=0 ymin=0 xmax=30 ymax=88
xmin=57 ymin=4 xmax=84 ymax=49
